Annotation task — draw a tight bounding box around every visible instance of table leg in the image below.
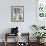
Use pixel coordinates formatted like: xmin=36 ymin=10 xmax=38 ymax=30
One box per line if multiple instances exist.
xmin=4 ymin=34 xmax=7 ymax=46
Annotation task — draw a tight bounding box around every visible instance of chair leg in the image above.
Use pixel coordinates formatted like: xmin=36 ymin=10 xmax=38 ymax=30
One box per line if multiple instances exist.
xmin=4 ymin=41 xmax=7 ymax=46
xmin=4 ymin=33 xmax=7 ymax=46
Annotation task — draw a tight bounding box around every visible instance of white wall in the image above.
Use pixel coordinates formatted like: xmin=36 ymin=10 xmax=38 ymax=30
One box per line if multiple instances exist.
xmin=0 ymin=0 xmax=36 ymax=42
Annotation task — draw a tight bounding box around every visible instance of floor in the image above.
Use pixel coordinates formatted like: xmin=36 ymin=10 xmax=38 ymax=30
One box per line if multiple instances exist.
xmin=0 ymin=42 xmax=46 ymax=46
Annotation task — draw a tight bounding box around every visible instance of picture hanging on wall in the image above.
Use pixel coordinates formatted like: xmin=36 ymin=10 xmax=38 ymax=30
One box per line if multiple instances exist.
xmin=11 ymin=6 xmax=24 ymax=22
xmin=36 ymin=0 xmax=46 ymax=26
xmin=37 ymin=0 xmax=46 ymax=19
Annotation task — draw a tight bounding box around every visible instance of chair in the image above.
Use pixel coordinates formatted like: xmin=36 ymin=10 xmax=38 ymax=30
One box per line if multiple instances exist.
xmin=4 ymin=33 xmax=18 ymax=46
xmin=18 ymin=33 xmax=30 ymax=46
xmin=4 ymin=27 xmax=19 ymax=46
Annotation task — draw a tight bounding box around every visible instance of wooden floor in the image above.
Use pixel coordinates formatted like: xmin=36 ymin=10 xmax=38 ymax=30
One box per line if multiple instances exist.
xmin=0 ymin=42 xmax=46 ymax=46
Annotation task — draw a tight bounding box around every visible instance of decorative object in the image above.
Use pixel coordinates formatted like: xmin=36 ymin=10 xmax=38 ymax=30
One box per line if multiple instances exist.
xmin=11 ymin=6 xmax=24 ymax=22
xmin=33 ymin=32 xmax=46 ymax=39
xmin=32 ymin=25 xmax=38 ymax=30
xmin=36 ymin=0 xmax=46 ymax=27
xmin=11 ymin=27 xmax=18 ymax=34
xmin=37 ymin=0 xmax=46 ymax=18
xmin=40 ymin=26 xmax=45 ymax=29
xmin=32 ymin=24 xmax=45 ymax=30
xmin=33 ymin=32 xmax=46 ymax=43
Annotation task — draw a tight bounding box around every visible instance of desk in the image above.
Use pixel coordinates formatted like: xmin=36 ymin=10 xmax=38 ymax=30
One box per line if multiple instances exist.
xmin=4 ymin=33 xmax=30 ymax=46
xmin=4 ymin=33 xmax=18 ymax=46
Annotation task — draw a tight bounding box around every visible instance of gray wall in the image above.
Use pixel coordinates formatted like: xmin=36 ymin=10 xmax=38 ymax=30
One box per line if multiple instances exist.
xmin=0 ymin=0 xmax=36 ymax=42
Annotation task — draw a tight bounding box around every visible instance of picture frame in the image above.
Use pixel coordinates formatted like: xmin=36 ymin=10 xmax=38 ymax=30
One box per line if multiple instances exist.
xmin=11 ymin=6 xmax=24 ymax=22
xmin=36 ymin=0 xmax=46 ymax=26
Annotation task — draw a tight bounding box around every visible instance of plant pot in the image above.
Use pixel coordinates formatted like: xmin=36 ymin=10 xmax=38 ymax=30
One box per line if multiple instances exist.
xmin=37 ymin=39 xmax=45 ymax=44
xmin=37 ymin=39 xmax=40 ymax=43
xmin=40 ymin=38 xmax=45 ymax=43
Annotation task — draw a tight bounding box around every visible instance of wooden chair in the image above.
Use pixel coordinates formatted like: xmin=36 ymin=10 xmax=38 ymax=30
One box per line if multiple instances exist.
xmin=19 ymin=33 xmax=30 ymax=46
xmin=4 ymin=33 xmax=18 ymax=46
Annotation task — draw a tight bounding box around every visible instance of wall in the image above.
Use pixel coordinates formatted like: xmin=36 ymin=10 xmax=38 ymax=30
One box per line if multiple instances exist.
xmin=0 ymin=0 xmax=36 ymax=42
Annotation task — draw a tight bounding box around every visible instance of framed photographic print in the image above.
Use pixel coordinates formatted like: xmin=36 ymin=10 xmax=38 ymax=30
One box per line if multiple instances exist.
xmin=36 ymin=0 xmax=46 ymax=26
xmin=11 ymin=6 xmax=24 ymax=22
xmin=37 ymin=0 xmax=46 ymax=18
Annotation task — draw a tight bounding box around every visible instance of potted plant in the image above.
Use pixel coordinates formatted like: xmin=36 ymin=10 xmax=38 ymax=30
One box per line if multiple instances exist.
xmin=33 ymin=32 xmax=46 ymax=43
xmin=40 ymin=26 xmax=45 ymax=29
xmin=32 ymin=25 xmax=39 ymax=30
xmin=32 ymin=24 xmax=45 ymax=30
